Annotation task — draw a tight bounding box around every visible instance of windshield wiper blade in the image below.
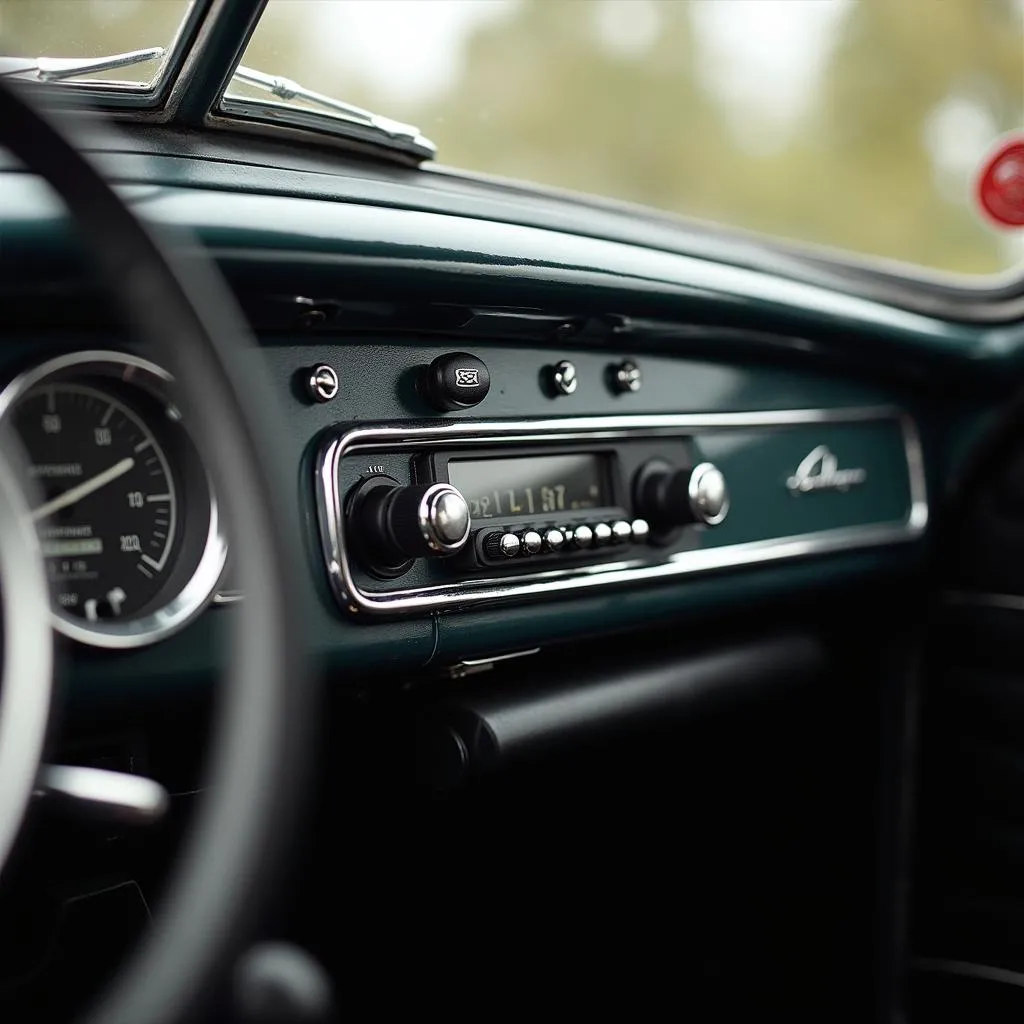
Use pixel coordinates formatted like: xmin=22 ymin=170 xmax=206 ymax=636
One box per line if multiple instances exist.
xmin=231 ymin=64 xmax=435 ymax=156
xmin=0 ymin=47 xmax=165 ymax=82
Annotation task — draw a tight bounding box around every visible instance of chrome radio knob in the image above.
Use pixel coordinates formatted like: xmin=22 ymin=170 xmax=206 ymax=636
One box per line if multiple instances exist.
xmin=633 ymin=459 xmax=729 ymax=531
xmin=354 ymin=480 xmax=471 ymax=571
xmin=688 ymin=463 xmax=729 ymax=525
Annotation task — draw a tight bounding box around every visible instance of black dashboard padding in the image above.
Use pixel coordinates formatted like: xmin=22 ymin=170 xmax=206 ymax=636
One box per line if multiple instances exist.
xmin=950 ymin=446 xmax=1024 ymax=595
xmin=417 ymin=633 xmax=824 ymax=789
xmin=915 ymin=606 xmax=1024 ymax=972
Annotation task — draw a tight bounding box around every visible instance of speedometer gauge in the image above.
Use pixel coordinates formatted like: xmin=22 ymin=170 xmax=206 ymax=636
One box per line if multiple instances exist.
xmin=0 ymin=351 xmax=226 ymax=648
xmin=16 ymin=384 xmax=179 ymax=621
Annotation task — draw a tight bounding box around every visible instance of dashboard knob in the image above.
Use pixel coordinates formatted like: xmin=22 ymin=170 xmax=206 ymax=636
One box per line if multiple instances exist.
xmin=356 ymin=481 xmax=471 ymax=569
xmin=548 ymin=359 xmax=578 ymax=396
xmin=422 ymin=352 xmax=490 ymax=411
xmin=688 ymin=463 xmax=729 ymax=525
xmin=634 ymin=460 xmax=729 ymax=531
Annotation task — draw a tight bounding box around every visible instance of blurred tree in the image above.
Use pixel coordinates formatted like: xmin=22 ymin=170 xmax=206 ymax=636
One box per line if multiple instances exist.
xmin=404 ymin=0 xmax=1022 ymax=275
xmin=411 ymin=0 xmax=731 ymax=217
xmin=751 ymin=0 xmax=1024 ymax=273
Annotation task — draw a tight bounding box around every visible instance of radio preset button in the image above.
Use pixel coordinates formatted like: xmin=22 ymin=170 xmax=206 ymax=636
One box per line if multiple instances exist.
xmin=543 ymin=528 xmax=565 ymax=552
xmin=631 ymin=518 xmax=651 ymax=542
xmin=611 ymin=520 xmax=632 ymax=544
xmin=592 ymin=523 xmax=612 ymax=546
xmin=484 ymin=532 xmax=521 ymax=559
xmin=570 ymin=524 xmax=593 ymax=549
xmin=520 ymin=530 xmax=543 ymax=555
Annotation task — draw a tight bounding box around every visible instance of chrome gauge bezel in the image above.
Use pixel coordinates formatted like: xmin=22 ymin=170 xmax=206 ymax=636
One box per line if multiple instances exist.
xmin=0 ymin=350 xmax=227 ymax=648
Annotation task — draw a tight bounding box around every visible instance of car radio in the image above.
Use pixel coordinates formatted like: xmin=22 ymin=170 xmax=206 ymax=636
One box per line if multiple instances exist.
xmin=315 ymin=410 xmax=925 ymax=617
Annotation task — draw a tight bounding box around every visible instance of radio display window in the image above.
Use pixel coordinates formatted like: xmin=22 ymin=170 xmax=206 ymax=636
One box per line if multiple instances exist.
xmin=448 ymin=454 xmax=609 ymax=520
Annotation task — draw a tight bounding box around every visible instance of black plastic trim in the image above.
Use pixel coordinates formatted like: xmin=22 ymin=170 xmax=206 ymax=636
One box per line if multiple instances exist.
xmin=417 ymin=633 xmax=824 ymax=789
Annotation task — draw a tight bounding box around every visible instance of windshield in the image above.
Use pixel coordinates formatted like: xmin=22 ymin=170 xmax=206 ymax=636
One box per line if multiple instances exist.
xmin=0 ymin=0 xmax=192 ymax=86
xmin=1 ymin=0 xmax=1020 ymax=278
xmin=233 ymin=0 xmax=1023 ymax=278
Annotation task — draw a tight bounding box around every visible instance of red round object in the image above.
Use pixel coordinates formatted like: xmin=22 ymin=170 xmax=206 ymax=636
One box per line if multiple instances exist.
xmin=976 ymin=136 xmax=1024 ymax=228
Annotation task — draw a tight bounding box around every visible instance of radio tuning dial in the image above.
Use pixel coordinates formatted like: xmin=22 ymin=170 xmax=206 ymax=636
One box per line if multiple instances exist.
xmin=634 ymin=459 xmax=729 ymax=531
xmin=352 ymin=479 xmax=471 ymax=573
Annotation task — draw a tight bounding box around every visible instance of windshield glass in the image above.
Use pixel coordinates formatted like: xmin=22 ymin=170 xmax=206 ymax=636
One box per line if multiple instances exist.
xmin=233 ymin=0 xmax=1024 ymax=278
xmin=0 ymin=0 xmax=192 ymax=86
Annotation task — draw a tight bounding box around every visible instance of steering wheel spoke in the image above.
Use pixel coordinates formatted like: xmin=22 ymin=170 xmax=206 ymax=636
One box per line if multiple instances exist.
xmin=35 ymin=765 xmax=170 ymax=827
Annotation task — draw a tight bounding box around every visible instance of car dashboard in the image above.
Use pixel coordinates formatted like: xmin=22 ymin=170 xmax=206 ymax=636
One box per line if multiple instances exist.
xmin=3 ymin=122 xmax=1024 ymax=1021
xmin=0 ymin=139 xmax=962 ymax=681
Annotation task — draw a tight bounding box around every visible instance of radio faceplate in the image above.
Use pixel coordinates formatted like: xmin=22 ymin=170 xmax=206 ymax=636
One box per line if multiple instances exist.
xmin=315 ymin=409 xmax=927 ymax=617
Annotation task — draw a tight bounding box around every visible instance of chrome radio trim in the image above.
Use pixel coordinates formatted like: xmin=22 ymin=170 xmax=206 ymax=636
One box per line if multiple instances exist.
xmin=315 ymin=407 xmax=928 ymax=616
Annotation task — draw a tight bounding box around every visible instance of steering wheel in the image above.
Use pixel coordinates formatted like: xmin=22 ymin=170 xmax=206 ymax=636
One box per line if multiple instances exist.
xmin=0 ymin=83 xmax=312 ymax=1023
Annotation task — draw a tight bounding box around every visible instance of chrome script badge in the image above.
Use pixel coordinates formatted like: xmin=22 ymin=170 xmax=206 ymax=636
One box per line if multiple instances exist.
xmin=786 ymin=445 xmax=866 ymax=494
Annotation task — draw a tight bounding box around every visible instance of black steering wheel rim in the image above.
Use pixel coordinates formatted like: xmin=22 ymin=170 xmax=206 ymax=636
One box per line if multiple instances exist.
xmin=0 ymin=82 xmax=313 ymax=1024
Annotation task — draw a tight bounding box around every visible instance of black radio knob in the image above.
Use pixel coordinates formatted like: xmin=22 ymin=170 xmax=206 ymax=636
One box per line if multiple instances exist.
xmin=355 ymin=480 xmax=471 ymax=570
xmin=422 ymin=352 xmax=490 ymax=411
xmin=634 ymin=460 xmax=729 ymax=531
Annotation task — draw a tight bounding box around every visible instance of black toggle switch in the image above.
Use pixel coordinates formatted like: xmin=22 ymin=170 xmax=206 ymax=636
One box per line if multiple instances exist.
xmin=422 ymin=352 xmax=491 ymax=410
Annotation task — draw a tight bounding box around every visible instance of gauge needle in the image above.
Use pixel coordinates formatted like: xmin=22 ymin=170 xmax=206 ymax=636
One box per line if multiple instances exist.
xmin=31 ymin=457 xmax=135 ymax=521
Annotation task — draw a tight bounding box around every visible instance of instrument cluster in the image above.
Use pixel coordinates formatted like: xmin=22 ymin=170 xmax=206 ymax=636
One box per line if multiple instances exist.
xmin=0 ymin=351 xmax=224 ymax=648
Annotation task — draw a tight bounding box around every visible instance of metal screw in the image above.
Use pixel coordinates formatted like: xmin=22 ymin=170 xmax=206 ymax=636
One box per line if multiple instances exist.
xmin=613 ymin=360 xmax=642 ymax=394
xmin=306 ymin=364 xmax=339 ymax=403
xmin=297 ymin=308 xmax=328 ymax=329
xmin=551 ymin=359 xmax=578 ymax=396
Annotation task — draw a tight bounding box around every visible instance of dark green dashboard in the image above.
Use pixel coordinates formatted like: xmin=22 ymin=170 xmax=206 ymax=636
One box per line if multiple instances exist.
xmin=0 ymin=127 xmax=1016 ymax=696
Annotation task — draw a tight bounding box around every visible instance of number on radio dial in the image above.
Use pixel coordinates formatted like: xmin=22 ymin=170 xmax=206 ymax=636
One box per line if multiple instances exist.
xmin=466 ymin=485 xmax=570 ymax=519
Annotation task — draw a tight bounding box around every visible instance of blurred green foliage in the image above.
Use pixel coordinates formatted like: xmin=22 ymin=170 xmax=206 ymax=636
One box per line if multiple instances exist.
xmin=2 ymin=0 xmax=1021 ymax=276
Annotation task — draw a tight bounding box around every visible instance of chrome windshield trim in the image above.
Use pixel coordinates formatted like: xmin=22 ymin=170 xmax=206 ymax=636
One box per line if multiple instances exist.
xmin=215 ymin=96 xmax=437 ymax=162
xmin=316 ymin=407 xmax=928 ymax=617
xmin=228 ymin=66 xmax=434 ymax=153
xmin=0 ymin=48 xmax=166 ymax=83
